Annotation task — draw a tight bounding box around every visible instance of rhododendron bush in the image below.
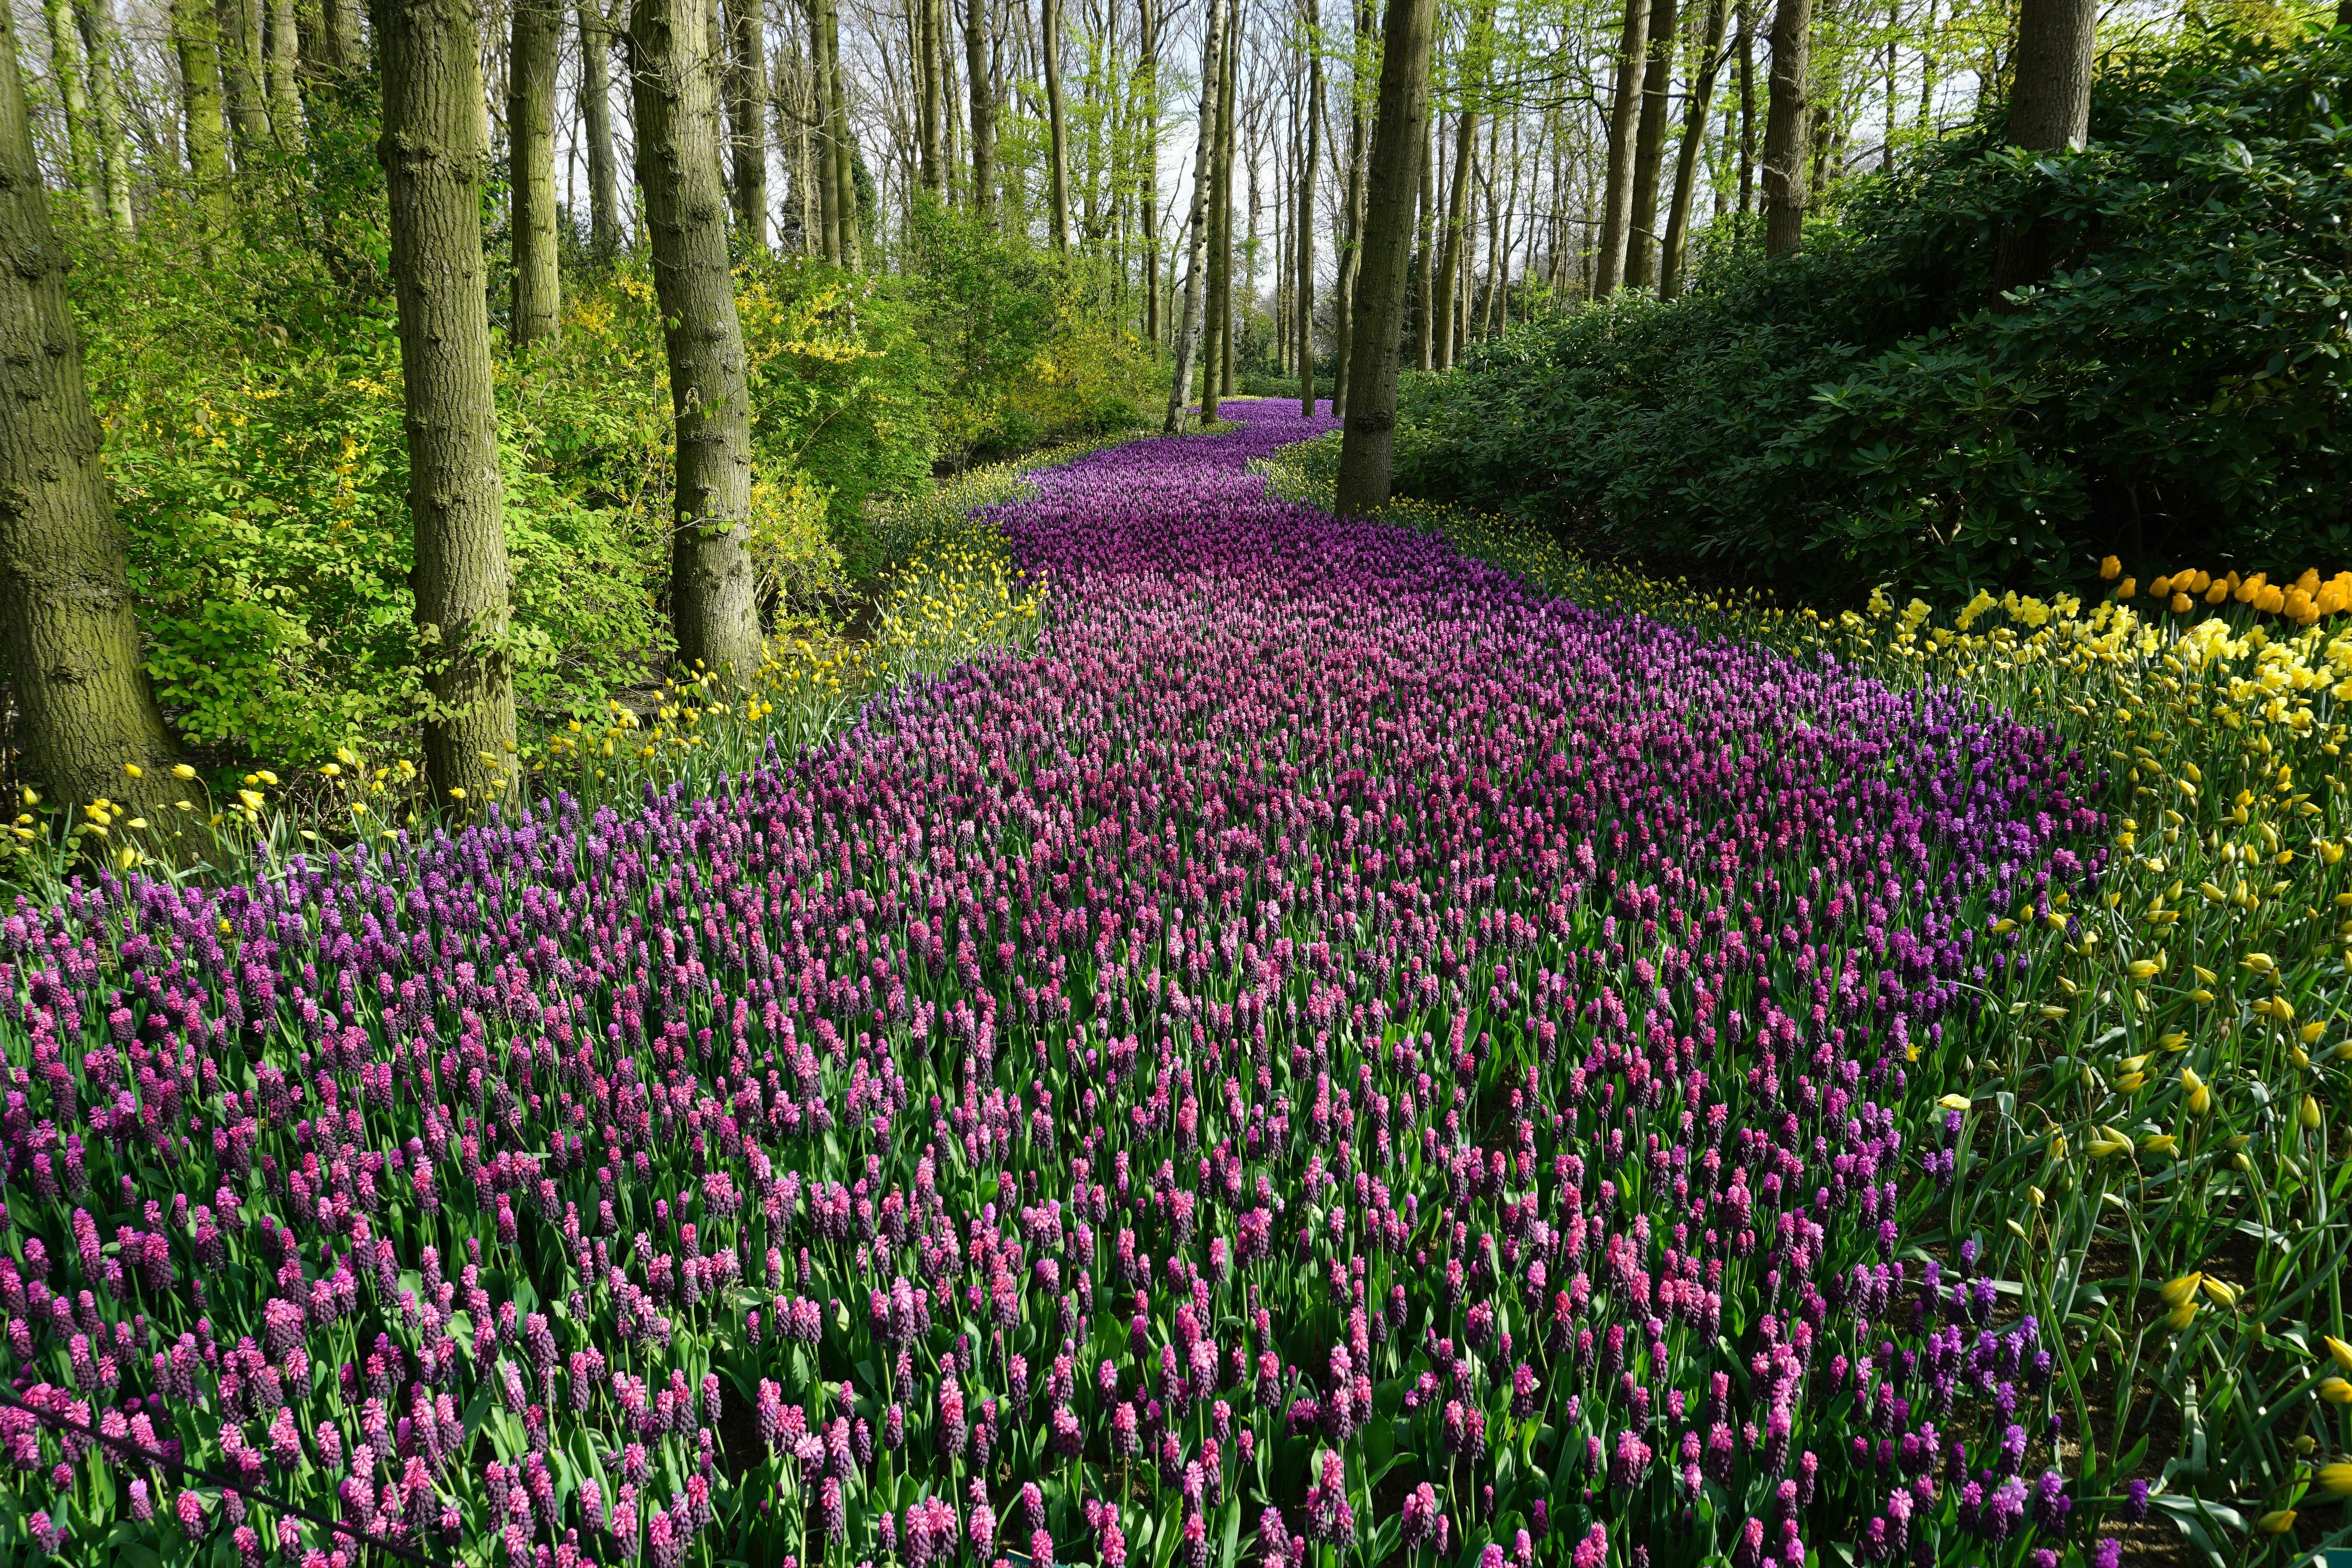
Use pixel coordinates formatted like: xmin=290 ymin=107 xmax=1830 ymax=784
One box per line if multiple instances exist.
xmin=0 ymin=403 xmax=2114 ymax=1567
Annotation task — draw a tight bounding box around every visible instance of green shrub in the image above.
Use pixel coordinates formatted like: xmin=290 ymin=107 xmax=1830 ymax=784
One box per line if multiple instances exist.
xmin=1398 ymin=22 xmax=2352 ymax=601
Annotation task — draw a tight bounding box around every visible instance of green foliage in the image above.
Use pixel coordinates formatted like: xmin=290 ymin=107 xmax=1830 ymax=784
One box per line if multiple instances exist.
xmin=1398 ymin=23 xmax=2352 ymax=601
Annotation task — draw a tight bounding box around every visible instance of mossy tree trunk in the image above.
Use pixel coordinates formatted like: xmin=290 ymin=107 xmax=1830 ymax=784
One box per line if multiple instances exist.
xmin=216 ymin=0 xmax=272 ymax=163
xmin=171 ymin=0 xmax=234 ymax=229
xmin=265 ymin=0 xmax=305 ymax=147
xmin=0 ymin=0 xmax=182 ymax=815
xmin=727 ymin=0 xmax=769 ymax=247
xmin=42 ymin=0 xmax=101 ymax=216
xmin=629 ymin=0 xmax=765 ymax=680
xmin=1162 ymin=0 xmax=1224 ymax=431
xmin=510 ymin=0 xmax=562 ymax=344
xmin=580 ymin=0 xmax=624 ymax=257
xmin=372 ymin=0 xmax=519 ymax=809
xmin=1331 ymin=0 xmax=1436 ymax=515
xmin=75 ymin=0 xmax=136 ymax=231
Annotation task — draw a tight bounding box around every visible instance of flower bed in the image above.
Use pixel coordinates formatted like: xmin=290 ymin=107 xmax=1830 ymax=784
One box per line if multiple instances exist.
xmin=3 ymin=402 xmax=2115 ymax=1567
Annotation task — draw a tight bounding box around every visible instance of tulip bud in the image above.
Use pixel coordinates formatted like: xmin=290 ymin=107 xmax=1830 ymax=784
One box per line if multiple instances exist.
xmin=2318 ymin=1464 xmax=2352 ymax=1499
xmin=2299 ymin=1096 xmax=2321 ymax=1132
xmin=2158 ymin=1274 xmax=2203 ymax=1308
xmin=2255 ymin=1510 xmax=2297 ymax=1535
xmin=2181 ymin=1069 xmax=2209 ymax=1117
xmin=2165 ymin=1301 xmax=2198 ymax=1332
xmin=2325 ymin=1336 xmax=2352 ymax=1376
xmin=2198 ymin=1277 xmax=2236 ymax=1309
xmin=2318 ymin=1377 xmax=2352 ymax=1406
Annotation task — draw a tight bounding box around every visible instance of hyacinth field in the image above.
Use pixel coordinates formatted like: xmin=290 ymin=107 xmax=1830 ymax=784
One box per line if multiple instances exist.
xmin=1 ymin=396 xmax=2283 ymax=1568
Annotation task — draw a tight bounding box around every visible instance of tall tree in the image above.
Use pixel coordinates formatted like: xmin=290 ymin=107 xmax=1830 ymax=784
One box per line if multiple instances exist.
xmin=1328 ymin=0 xmax=1368 ymax=414
xmin=216 ymin=0 xmax=271 ymax=160
xmin=1990 ymin=0 xmax=2094 ymax=289
xmin=371 ymin=0 xmax=518 ymax=809
xmin=1591 ymin=0 xmax=1648 ymax=292
xmin=1296 ymin=0 xmax=1320 ymax=414
xmin=1043 ymin=0 xmax=1070 ymax=246
xmin=966 ymin=0 xmax=995 ymax=218
xmin=1735 ymin=0 xmax=1754 ymax=217
xmin=170 ymin=0 xmax=233 ymax=228
xmin=630 ymin=0 xmax=766 ymax=679
xmin=581 ymin=0 xmax=625 ymax=257
xmin=1139 ymin=0 xmax=1160 ymax=338
xmin=822 ymin=0 xmax=857 ymax=263
xmin=1623 ymin=0 xmax=1675 ymax=288
xmin=1413 ymin=111 xmax=1432 ymax=365
xmin=1331 ymin=0 xmax=1433 ymax=513
xmin=1433 ymin=107 xmax=1473 ymax=365
xmin=75 ymin=0 xmax=136 ymax=230
xmin=0 ymin=0 xmax=181 ymax=815
xmin=806 ymin=0 xmax=840 ymax=256
xmin=510 ymin=0 xmax=562 ymax=344
xmin=1657 ymin=0 xmax=1725 ymax=295
xmin=43 ymin=0 xmax=100 ymax=214
xmin=1202 ymin=0 xmax=1236 ymax=417
xmin=916 ymin=0 xmax=943 ymax=191
xmin=265 ymin=0 xmax=303 ymax=145
xmin=729 ymin=0 xmax=771 ymax=245
xmin=1759 ymin=0 xmax=1809 ymax=255
xmin=1163 ymin=0 xmax=1226 ymax=430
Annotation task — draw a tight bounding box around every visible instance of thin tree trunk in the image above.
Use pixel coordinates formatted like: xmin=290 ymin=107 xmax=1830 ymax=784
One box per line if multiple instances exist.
xmin=1479 ymin=108 xmax=1500 ymax=333
xmin=916 ymin=0 xmax=942 ymax=191
xmin=510 ymin=0 xmax=561 ymax=343
xmin=371 ymin=0 xmax=518 ymax=808
xmin=582 ymin=0 xmax=624 ymax=256
xmin=630 ymin=0 xmax=766 ymax=678
xmin=1658 ymin=0 xmax=1724 ymax=296
xmin=825 ymin=0 xmax=857 ymax=263
xmin=1139 ymin=0 xmax=1158 ymax=337
xmin=75 ymin=0 xmax=135 ymax=229
xmin=1624 ymin=0 xmax=1675 ymax=287
xmin=1218 ymin=0 xmax=1240 ymax=397
xmin=806 ymin=0 xmax=838 ymax=256
xmin=44 ymin=0 xmax=100 ymax=214
xmin=1331 ymin=0 xmax=1434 ymax=514
xmin=1735 ymin=0 xmax=1754 ymax=217
xmin=216 ymin=0 xmax=270 ymax=160
xmin=1915 ymin=0 xmax=1937 ymax=133
xmin=1433 ymin=109 xmax=1472 ymax=366
xmin=265 ymin=0 xmax=303 ymax=144
xmin=1759 ymin=0 xmax=1809 ymax=256
xmin=1163 ymin=0 xmax=1225 ymax=430
xmin=1043 ymin=0 xmax=1069 ymax=245
xmin=1330 ymin=0 xmax=1370 ymax=415
xmin=171 ymin=0 xmax=234 ymax=228
xmin=1592 ymin=0 xmax=1648 ymax=292
xmin=967 ymin=0 xmax=995 ymax=219
xmin=0 ymin=0 xmax=180 ymax=815
xmin=1202 ymin=0 xmax=1234 ymax=419
xmin=730 ymin=0 xmax=770 ymax=243
xmin=1297 ymin=0 xmax=1319 ymax=414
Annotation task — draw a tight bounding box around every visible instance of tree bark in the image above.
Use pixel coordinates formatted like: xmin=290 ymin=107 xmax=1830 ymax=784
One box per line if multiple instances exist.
xmin=629 ymin=0 xmax=765 ymax=679
xmin=1624 ymin=0 xmax=1675 ymax=289
xmin=1163 ymin=0 xmax=1224 ymax=430
xmin=1658 ymin=0 xmax=1724 ymax=296
xmin=581 ymin=0 xmax=624 ymax=257
xmin=370 ymin=0 xmax=518 ymax=809
xmin=1592 ymin=0 xmax=1648 ymax=293
xmin=1043 ymin=0 xmax=1070 ymax=246
xmin=510 ymin=0 xmax=562 ymax=343
xmin=729 ymin=0 xmax=770 ymax=245
xmin=44 ymin=0 xmax=100 ymax=216
xmin=916 ymin=0 xmax=942 ymax=192
xmin=1296 ymin=0 xmax=1319 ymax=415
xmin=1203 ymin=0 xmax=1236 ymax=416
xmin=76 ymin=0 xmax=136 ymax=230
xmin=1329 ymin=0 xmax=1369 ymax=416
xmin=805 ymin=0 xmax=838 ymax=257
xmin=1139 ymin=0 xmax=1159 ymax=337
xmin=265 ymin=0 xmax=304 ymax=146
xmin=171 ymin=0 xmax=234 ymax=228
xmin=1735 ymin=0 xmax=1754 ymax=218
xmin=1331 ymin=0 xmax=1434 ymax=515
xmin=1433 ymin=110 xmax=1472 ymax=366
xmin=966 ymin=0 xmax=995 ymax=220
xmin=0 ymin=0 xmax=181 ymax=816
xmin=1989 ymin=0 xmax=2094 ymax=290
xmin=822 ymin=0 xmax=857 ymax=264
xmin=216 ymin=0 xmax=271 ymax=162
xmin=1759 ymin=0 xmax=1809 ymax=256
xmin=1414 ymin=111 xmax=1432 ymax=366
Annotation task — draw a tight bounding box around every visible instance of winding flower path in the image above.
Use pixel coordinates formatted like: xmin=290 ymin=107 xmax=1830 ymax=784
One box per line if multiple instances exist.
xmin=0 ymin=399 xmax=2107 ymax=1568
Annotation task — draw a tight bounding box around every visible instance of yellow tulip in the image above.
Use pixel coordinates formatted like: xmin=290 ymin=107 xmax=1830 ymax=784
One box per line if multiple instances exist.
xmin=2200 ymin=1276 xmax=2237 ymax=1308
xmin=2181 ymin=1067 xmax=2209 ymax=1116
xmin=122 ymin=762 xmax=143 ymax=779
xmin=2160 ymin=1272 xmax=2204 ymax=1307
xmin=2301 ymin=1095 xmax=2323 ymax=1132
xmin=2321 ymin=1463 xmax=2352 ymax=1498
xmin=1936 ymin=1094 xmax=1971 ymax=1112
xmin=2325 ymin=1335 xmax=2352 ymax=1375
xmin=2256 ymin=1509 xmax=2298 ymax=1535
xmin=2142 ymin=1132 xmax=2180 ymax=1156
xmin=2166 ymin=1299 xmax=2200 ymax=1331
xmin=2319 ymin=1377 xmax=2352 ymax=1405
xmin=2099 ymin=555 xmax=2122 ymax=581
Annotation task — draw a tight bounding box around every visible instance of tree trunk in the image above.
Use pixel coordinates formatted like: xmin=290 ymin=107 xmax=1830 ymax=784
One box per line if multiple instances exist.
xmin=1043 ymin=0 xmax=1069 ymax=246
xmin=1139 ymin=0 xmax=1158 ymax=337
xmin=967 ymin=0 xmax=995 ymax=219
xmin=581 ymin=0 xmax=624 ymax=257
xmin=75 ymin=0 xmax=136 ymax=230
xmin=0 ymin=0 xmax=181 ymax=817
xmin=1759 ymin=0 xmax=1809 ymax=256
xmin=371 ymin=0 xmax=518 ymax=809
xmin=729 ymin=0 xmax=770 ymax=245
xmin=1201 ymin=0 xmax=1233 ymax=421
xmin=510 ymin=0 xmax=561 ymax=343
xmin=1735 ymin=0 xmax=1754 ymax=218
xmin=1331 ymin=0 xmax=1434 ymax=514
xmin=1414 ymin=112 xmax=1432 ymax=366
xmin=824 ymin=0 xmax=857 ymax=263
xmin=805 ymin=0 xmax=838 ymax=257
xmin=216 ymin=0 xmax=271 ymax=162
xmin=916 ymin=0 xmax=941 ymax=192
xmin=1163 ymin=0 xmax=1224 ymax=430
xmin=265 ymin=0 xmax=304 ymax=145
xmin=1624 ymin=0 xmax=1675 ymax=289
xmin=1330 ymin=0 xmax=1369 ymax=416
xmin=1592 ymin=0 xmax=1648 ymax=293
xmin=1433 ymin=110 xmax=1472 ymax=367
xmin=630 ymin=0 xmax=766 ymax=679
xmin=171 ymin=0 xmax=234 ymax=228
xmin=44 ymin=0 xmax=100 ymax=215
xmin=1990 ymin=0 xmax=2094 ymax=289
xmin=1658 ymin=0 xmax=1724 ymax=296
xmin=1297 ymin=0 xmax=1319 ymax=415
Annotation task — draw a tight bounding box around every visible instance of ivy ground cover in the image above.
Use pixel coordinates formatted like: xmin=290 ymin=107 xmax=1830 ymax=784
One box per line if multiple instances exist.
xmin=1 ymin=401 xmax=2112 ymax=1568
